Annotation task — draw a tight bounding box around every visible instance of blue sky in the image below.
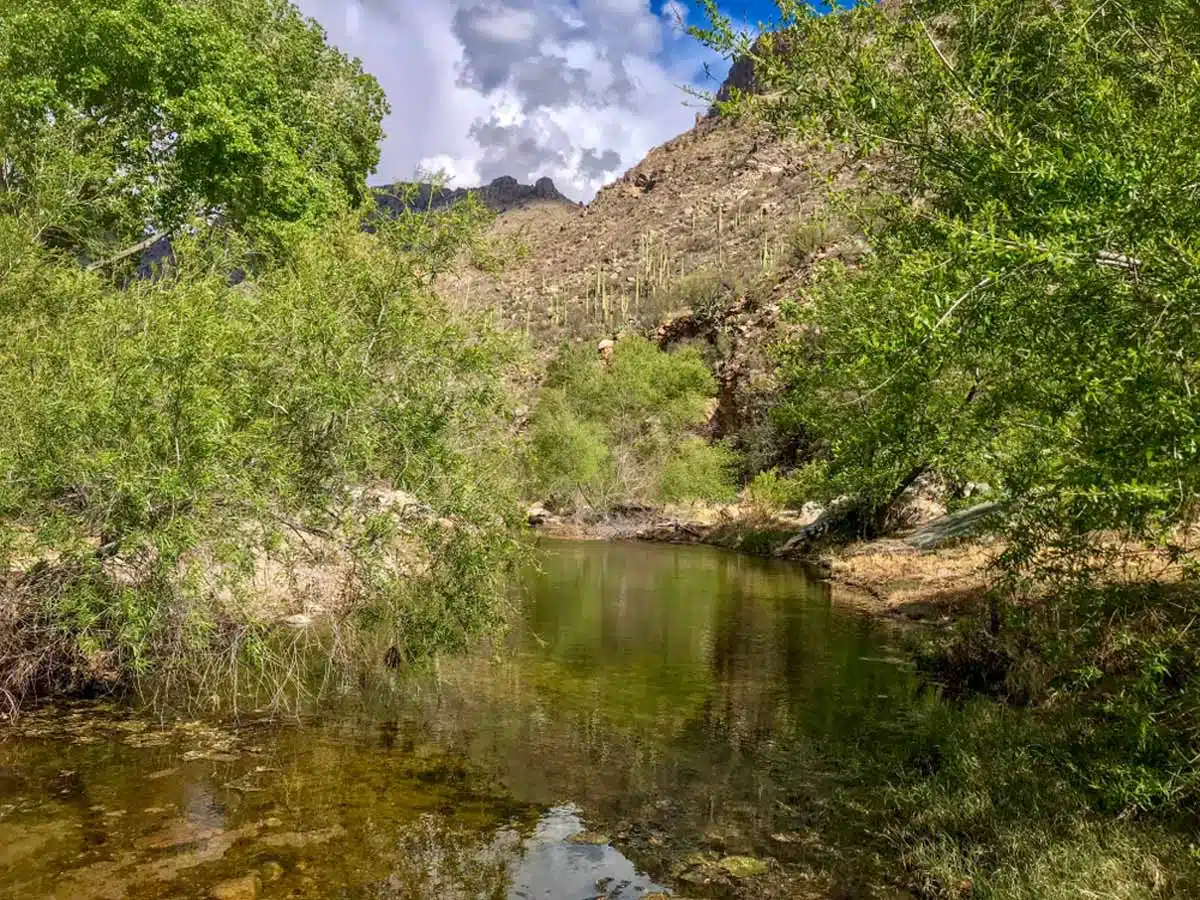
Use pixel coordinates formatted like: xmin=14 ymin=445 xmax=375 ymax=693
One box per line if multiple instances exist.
xmin=291 ymin=0 xmax=830 ymax=200
xmin=654 ymin=0 xmax=833 ymax=27
xmin=653 ymin=0 xmax=777 ymax=26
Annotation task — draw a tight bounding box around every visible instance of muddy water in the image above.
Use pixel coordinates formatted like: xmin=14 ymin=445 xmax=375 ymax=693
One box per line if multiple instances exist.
xmin=0 ymin=540 xmax=918 ymax=900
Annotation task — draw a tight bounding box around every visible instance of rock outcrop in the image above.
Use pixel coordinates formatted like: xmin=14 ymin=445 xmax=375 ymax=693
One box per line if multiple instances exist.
xmin=373 ymin=175 xmax=574 ymax=217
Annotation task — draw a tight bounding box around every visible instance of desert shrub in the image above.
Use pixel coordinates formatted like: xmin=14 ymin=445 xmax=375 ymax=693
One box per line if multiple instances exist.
xmin=786 ymin=216 xmax=838 ymax=261
xmin=526 ymin=393 xmax=616 ymax=509
xmin=659 ymin=270 xmax=729 ymax=323
xmin=661 ymin=438 xmax=740 ymax=504
xmin=746 ymin=459 xmax=833 ymax=513
xmin=747 ymin=469 xmax=804 ymax=511
xmin=526 ymin=337 xmax=735 ymax=511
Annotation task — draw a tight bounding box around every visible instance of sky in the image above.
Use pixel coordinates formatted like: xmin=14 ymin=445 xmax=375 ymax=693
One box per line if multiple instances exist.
xmin=291 ymin=0 xmax=791 ymax=201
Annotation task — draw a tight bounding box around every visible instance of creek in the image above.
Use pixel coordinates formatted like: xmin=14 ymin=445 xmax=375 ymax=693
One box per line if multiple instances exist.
xmin=0 ymin=539 xmax=921 ymax=899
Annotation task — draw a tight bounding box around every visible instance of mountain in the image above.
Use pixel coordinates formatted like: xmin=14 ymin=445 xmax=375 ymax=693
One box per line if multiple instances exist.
xmin=433 ymin=51 xmax=882 ymax=463
xmin=373 ymin=175 xmax=576 ymax=217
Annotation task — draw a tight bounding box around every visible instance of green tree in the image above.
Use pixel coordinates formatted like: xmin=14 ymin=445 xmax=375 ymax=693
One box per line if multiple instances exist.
xmin=696 ymin=0 xmax=1200 ymax=568
xmin=0 ymin=0 xmax=387 ymax=260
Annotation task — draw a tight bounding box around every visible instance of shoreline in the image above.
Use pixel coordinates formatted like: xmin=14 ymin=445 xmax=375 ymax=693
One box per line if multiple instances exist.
xmin=530 ymin=509 xmax=995 ymax=628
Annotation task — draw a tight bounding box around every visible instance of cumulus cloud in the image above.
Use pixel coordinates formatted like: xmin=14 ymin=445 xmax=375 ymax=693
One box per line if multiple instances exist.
xmin=292 ymin=0 xmax=731 ymax=201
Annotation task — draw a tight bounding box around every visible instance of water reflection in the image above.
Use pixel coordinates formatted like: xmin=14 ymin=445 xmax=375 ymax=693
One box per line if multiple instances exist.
xmin=0 ymin=540 xmax=915 ymax=899
xmin=376 ymin=805 xmax=663 ymax=900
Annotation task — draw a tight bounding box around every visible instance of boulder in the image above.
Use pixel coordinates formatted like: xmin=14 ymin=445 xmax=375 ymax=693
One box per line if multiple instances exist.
xmin=902 ymin=502 xmax=1003 ymax=551
xmin=526 ymin=504 xmax=555 ymax=526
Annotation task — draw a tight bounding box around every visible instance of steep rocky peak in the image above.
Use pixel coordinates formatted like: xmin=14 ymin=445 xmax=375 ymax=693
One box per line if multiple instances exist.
xmin=710 ymin=32 xmax=796 ymax=113
xmin=710 ymin=0 xmax=904 ymax=113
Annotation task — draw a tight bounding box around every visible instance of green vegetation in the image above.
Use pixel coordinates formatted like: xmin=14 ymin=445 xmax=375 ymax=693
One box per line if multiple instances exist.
xmin=0 ymin=0 xmax=523 ymax=711
xmin=654 ymin=269 xmax=728 ymax=324
xmin=689 ymin=1 xmax=1200 ymax=896
xmin=821 ymin=685 xmax=1200 ymax=900
xmin=4 ymin=0 xmax=1200 ymax=892
xmin=0 ymin=0 xmax=386 ymax=258
xmin=526 ymin=337 xmax=738 ymax=512
xmin=0 ymin=198 xmax=524 ymax=710
xmin=746 ymin=465 xmax=823 ymax=513
xmin=660 ymin=437 xmax=739 ymax=504
xmin=699 ymin=0 xmax=1200 ymax=564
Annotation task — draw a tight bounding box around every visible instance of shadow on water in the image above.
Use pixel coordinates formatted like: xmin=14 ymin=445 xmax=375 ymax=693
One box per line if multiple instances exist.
xmin=0 ymin=540 xmax=922 ymax=899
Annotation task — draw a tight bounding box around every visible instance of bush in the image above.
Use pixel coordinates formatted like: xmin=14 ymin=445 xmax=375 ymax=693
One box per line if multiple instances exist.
xmin=747 ymin=469 xmax=802 ymax=511
xmin=526 ymin=393 xmax=615 ymax=509
xmin=658 ymin=269 xmax=729 ymax=323
xmin=0 ymin=203 xmax=524 ymax=711
xmin=746 ymin=462 xmax=830 ymax=513
xmin=661 ymin=438 xmax=739 ymax=504
xmin=526 ymin=337 xmax=735 ymax=511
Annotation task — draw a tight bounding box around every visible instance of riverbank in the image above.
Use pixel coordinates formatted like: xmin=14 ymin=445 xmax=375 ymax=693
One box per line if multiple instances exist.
xmin=6 ymin=538 xmax=1197 ymax=900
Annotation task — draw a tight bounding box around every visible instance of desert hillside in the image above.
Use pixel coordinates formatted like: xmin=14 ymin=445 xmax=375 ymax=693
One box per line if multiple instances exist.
xmin=439 ymin=115 xmax=878 ymax=347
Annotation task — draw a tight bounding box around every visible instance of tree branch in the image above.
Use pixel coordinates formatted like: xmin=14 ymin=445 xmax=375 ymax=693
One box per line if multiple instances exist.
xmin=85 ymin=230 xmax=173 ymax=272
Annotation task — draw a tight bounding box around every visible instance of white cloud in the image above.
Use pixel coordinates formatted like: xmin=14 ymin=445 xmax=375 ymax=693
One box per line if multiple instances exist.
xmin=293 ymin=0 xmax=730 ymax=201
xmin=471 ymin=7 xmax=539 ymax=43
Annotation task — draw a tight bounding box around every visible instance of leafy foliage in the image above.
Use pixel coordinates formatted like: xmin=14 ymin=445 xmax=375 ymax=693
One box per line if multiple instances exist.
xmin=526 ymin=338 xmax=735 ymax=510
xmin=746 ymin=464 xmax=827 ymax=512
xmin=0 ymin=0 xmax=528 ymax=712
xmin=0 ymin=0 xmax=387 ymax=258
xmin=661 ymin=437 xmax=739 ymax=505
xmin=696 ymin=0 xmax=1200 ymax=566
xmin=0 ymin=186 xmax=523 ymax=707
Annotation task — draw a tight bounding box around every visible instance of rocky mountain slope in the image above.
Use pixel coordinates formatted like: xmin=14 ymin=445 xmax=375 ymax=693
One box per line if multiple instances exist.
xmin=373 ymin=175 xmax=576 ymax=216
xmin=441 ymin=115 xmax=868 ymax=345
xmin=430 ymin=85 xmax=886 ymax=470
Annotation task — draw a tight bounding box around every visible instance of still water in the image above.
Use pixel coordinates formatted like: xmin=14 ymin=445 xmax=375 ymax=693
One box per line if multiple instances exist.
xmin=0 ymin=540 xmax=918 ymax=899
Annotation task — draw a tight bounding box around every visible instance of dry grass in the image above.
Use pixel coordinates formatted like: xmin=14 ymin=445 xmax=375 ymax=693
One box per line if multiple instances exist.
xmin=823 ymin=540 xmax=998 ymax=619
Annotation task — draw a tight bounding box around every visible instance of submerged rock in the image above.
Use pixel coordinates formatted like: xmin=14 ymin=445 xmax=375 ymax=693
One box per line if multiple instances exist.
xmin=209 ymin=874 xmax=260 ymax=900
xmin=566 ymin=829 xmax=610 ymax=845
xmin=718 ymin=855 xmax=769 ymax=877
